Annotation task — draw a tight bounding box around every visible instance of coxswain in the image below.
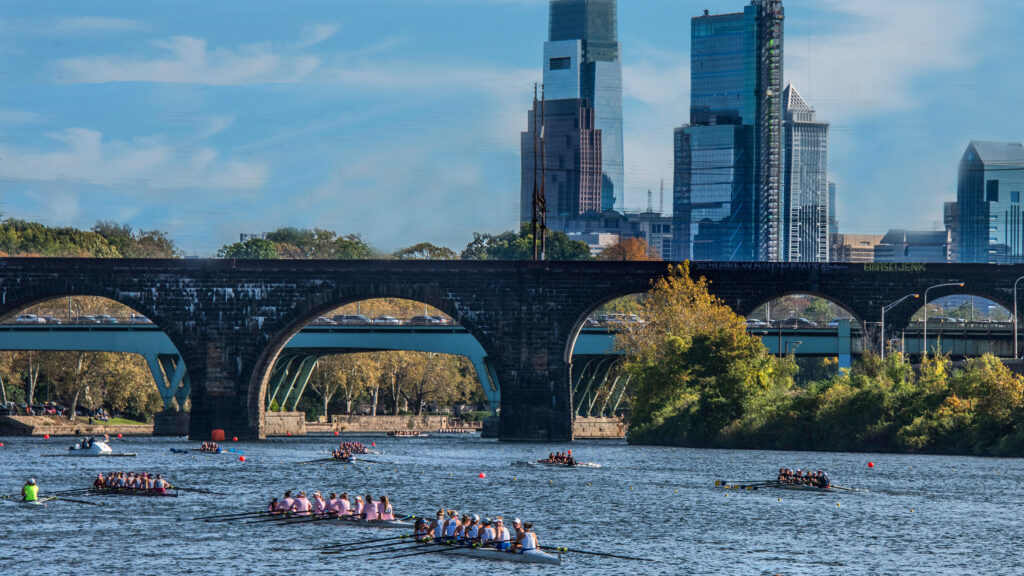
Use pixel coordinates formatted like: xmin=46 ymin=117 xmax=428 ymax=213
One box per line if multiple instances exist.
xmin=820 ymin=471 xmax=831 ymax=488
xmin=267 ymin=498 xmax=280 ymax=513
xmin=480 ymin=518 xmax=496 ymax=547
xmin=94 ymin=474 xmax=105 ymax=489
xmin=363 ymin=494 xmax=379 ymax=520
xmin=292 ymin=491 xmax=312 ymax=516
xmin=22 ymin=478 xmax=38 ymax=502
xmin=312 ymin=491 xmax=327 ymax=515
xmin=519 ymin=522 xmax=539 ymax=552
xmin=414 ymin=518 xmax=431 ymax=542
xmin=494 ymin=517 xmax=512 ymax=551
xmin=378 ymin=495 xmax=394 ymax=521
xmin=277 ymin=490 xmax=295 ymax=513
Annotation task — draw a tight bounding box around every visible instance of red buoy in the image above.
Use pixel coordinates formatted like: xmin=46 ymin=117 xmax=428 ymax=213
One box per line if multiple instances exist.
xmin=239 ymin=456 xmax=246 ymax=462
xmin=372 ymin=442 xmax=376 ymax=446
xmin=232 ymin=436 xmax=238 ymax=442
xmin=334 ymin=431 xmax=339 ymax=436
xmin=287 ymin=432 xmax=291 ymax=436
xmin=868 ymin=462 xmax=875 ymax=468
xmin=43 ymin=434 xmax=50 ymax=439
xmin=479 ymin=472 xmax=486 ymax=479
xmin=117 ymin=434 xmax=122 ymax=439
xmin=0 ymin=442 xmax=4 ymax=447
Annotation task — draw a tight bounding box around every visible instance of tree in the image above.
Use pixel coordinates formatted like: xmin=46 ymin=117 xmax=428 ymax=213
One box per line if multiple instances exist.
xmin=218 ymin=237 xmax=280 ymax=259
xmin=598 ymin=237 xmax=660 ymax=261
xmin=393 ymin=242 xmax=458 ymax=260
xmin=308 ymin=356 xmax=347 ymax=419
xmin=461 ymin=224 xmax=592 ymax=261
xmin=803 ymin=298 xmax=834 ymax=323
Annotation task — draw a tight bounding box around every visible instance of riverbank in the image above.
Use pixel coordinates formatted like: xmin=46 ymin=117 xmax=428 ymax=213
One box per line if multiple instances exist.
xmin=0 ymin=415 xmax=153 ymax=437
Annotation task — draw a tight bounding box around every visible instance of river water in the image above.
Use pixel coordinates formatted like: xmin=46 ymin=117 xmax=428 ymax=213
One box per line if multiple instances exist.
xmin=0 ymin=434 xmax=1021 ymax=575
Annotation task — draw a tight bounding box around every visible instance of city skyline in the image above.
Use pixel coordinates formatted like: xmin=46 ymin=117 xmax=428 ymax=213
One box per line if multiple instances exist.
xmin=1 ymin=0 xmax=1022 ymax=255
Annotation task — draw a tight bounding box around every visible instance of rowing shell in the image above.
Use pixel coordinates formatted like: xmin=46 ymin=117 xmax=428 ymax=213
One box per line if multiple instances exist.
xmin=277 ymin=515 xmax=414 ymax=529
xmin=529 ymin=461 xmax=601 ymax=469
xmin=88 ymin=488 xmax=179 ymax=498
xmin=773 ymin=483 xmax=836 ymax=493
xmin=441 ymin=546 xmax=561 ymax=565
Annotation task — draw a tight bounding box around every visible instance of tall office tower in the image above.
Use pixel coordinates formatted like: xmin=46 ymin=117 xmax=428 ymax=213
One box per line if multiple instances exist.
xmin=672 ymin=0 xmax=784 ymax=262
xmin=543 ymin=0 xmax=623 ymax=212
xmin=957 ymin=141 xmax=1024 ymax=263
xmin=829 ymin=182 xmax=838 ymax=235
xmin=944 ymin=201 xmax=959 ymax=262
xmin=781 ymin=84 xmax=829 ymax=262
xmin=520 ymin=98 xmax=603 ymax=225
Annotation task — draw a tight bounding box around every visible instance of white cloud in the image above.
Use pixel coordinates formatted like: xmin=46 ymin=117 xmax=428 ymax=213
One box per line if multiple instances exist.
xmin=55 ymin=36 xmax=321 ymax=85
xmin=0 ymin=107 xmax=42 ymax=124
xmin=786 ymin=0 xmax=980 ymax=122
xmin=47 ymin=17 xmax=147 ymax=34
xmin=0 ymin=127 xmax=266 ymax=191
xmin=297 ymin=23 xmax=340 ymax=48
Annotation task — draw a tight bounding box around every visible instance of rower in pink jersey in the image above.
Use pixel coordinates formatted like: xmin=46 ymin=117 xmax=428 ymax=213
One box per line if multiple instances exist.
xmin=291 ymin=491 xmax=313 ymax=516
xmin=354 ymin=495 xmax=365 ymax=517
xmin=311 ymin=492 xmax=327 ymax=515
xmin=276 ymin=490 xmax=295 ymax=513
xmin=362 ymin=494 xmax=379 ymax=520
xmin=336 ymin=492 xmax=352 ymax=517
xmin=377 ymin=495 xmax=395 ymax=521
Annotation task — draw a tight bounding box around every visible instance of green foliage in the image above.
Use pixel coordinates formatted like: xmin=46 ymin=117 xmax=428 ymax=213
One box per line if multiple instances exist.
xmin=461 ymin=223 xmax=592 ymax=261
xmin=0 ymin=219 xmax=181 ymax=258
xmin=218 ymin=228 xmax=378 ymax=260
xmin=269 ymin=399 xmax=282 ymax=412
xmin=393 ymin=242 xmax=458 ymax=260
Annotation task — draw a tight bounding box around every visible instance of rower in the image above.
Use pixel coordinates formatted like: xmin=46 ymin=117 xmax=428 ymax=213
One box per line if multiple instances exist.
xmin=378 ymin=495 xmax=394 ymax=521
xmin=519 ymin=522 xmax=539 ymax=553
xmin=511 ymin=518 xmax=525 ymax=549
xmin=430 ymin=510 xmax=445 ymax=540
xmin=277 ymin=490 xmax=295 ymax=514
xmin=444 ymin=511 xmax=460 ymax=540
xmin=312 ymin=491 xmax=327 ymax=515
xmin=362 ymin=494 xmax=379 ymax=521
xmin=152 ymin=474 xmax=169 ymax=494
xmin=494 ymin=517 xmax=512 ymax=551
xmin=94 ymin=474 xmax=105 ymax=489
xmin=337 ymin=492 xmax=352 ymax=517
xmin=454 ymin=514 xmax=470 ymax=541
xmin=292 ymin=491 xmax=312 ymax=516
xmin=480 ymin=518 xmax=496 ymax=547
xmin=22 ymin=478 xmax=38 ymax=502
xmin=465 ymin=514 xmax=480 ymax=542
xmin=820 ymin=471 xmax=831 ymax=488
xmin=267 ymin=498 xmax=280 ymax=513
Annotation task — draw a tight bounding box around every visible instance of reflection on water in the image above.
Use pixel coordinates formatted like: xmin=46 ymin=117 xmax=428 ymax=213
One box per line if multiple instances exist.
xmin=1 ymin=434 xmax=1021 ymax=575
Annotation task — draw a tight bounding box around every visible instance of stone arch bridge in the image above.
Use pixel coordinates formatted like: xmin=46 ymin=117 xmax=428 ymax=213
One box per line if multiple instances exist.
xmin=0 ymin=258 xmax=1016 ymax=441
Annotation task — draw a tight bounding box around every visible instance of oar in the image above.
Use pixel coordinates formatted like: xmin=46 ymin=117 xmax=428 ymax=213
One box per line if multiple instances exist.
xmin=715 ymin=480 xmax=775 ymax=486
xmin=543 ymin=545 xmax=652 ymax=562
xmin=246 ymin=513 xmax=295 ymax=524
xmin=202 ymin=511 xmax=270 ymax=522
xmin=376 ymin=542 xmax=467 ymax=560
xmin=227 ymin=448 xmax=244 ymax=454
xmin=297 ymin=458 xmax=336 ymax=465
xmin=192 ymin=510 xmax=265 ymax=521
xmin=53 ymin=496 xmax=107 ymax=507
xmin=322 ymin=540 xmax=423 ymax=556
xmin=309 ymin=536 xmax=418 ymax=553
xmin=304 ymin=533 xmax=417 ymax=551
xmin=171 ymin=486 xmax=228 ymax=496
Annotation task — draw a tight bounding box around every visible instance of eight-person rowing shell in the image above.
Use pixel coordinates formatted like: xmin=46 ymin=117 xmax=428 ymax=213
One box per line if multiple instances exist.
xmin=410 ymin=511 xmax=559 ymax=565
xmin=92 ymin=471 xmax=172 ymax=494
xmin=267 ymin=490 xmax=396 ymax=521
xmin=199 ymin=442 xmax=222 ymax=453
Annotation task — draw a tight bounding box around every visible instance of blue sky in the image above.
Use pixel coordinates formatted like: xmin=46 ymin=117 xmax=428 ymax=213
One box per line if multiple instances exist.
xmin=1 ymin=0 xmax=1023 ymax=255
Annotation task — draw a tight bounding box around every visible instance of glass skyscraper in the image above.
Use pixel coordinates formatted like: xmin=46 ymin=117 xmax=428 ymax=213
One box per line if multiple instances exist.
xmin=782 ymin=83 xmax=829 ymax=262
xmin=673 ymin=1 xmax=784 ymax=262
xmin=957 ymin=141 xmax=1024 ymax=263
xmin=543 ymin=0 xmax=624 ymax=212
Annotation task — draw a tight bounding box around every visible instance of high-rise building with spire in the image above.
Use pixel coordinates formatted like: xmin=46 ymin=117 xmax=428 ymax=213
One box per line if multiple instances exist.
xmin=542 ymin=0 xmax=624 ymax=213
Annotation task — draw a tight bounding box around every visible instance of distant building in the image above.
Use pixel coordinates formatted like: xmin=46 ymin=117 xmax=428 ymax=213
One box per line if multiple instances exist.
xmin=560 ymin=209 xmax=674 ymax=259
xmin=873 ymin=230 xmax=951 ymax=263
xmin=831 ymin=234 xmax=883 ymax=263
xmin=944 ymin=201 xmax=959 ymax=262
xmin=781 ymin=84 xmax=830 ymax=262
xmin=829 ymin=182 xmax=838 ymax=237
xmin=957 ymin=141 xmax=1024 ymax=263
xmin=520 ymin=98 xmax=603 ymax=224
xmin=673 ymin=0 xmax=785 ymax=262
xmin=544 ymin=0 xmax=624 ymax=211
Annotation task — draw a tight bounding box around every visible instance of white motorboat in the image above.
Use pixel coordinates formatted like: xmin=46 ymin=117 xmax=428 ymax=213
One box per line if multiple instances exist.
xmin=65 ymin=440 xmax=136 ymax=457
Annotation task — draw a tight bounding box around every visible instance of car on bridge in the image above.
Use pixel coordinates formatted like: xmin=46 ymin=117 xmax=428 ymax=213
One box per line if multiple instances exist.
xmin=15 ymin=314 xmax=46 ymax=324
xmin=70 ymin=315 xmax=100 ymax=324
xmin=333 ymin=314 xmax=372 ymax=325
xmin=407 ymin=315 xmax=442 ymax=326
xmin=95 ymin=315 xmax=119 ymax=324
xmin=372 ymin=316 xmax=402 ymax=326
xmin=310 ymin=317 xmax=336 ymax=326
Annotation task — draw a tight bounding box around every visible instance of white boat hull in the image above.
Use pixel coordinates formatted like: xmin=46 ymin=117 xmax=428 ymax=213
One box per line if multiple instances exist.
xmin=65 ymin=441 xmax=136 ymax=457
xmin=440 ymin=546 xmax=561 ymax=565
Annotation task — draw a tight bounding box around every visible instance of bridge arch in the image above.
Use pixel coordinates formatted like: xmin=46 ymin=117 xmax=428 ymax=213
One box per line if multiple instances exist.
xmin=0 ymin=294 xmax=190 ymax=429
xmin=250 ymin=291 xmax=501 ymax=435
xmin=743 ymin=291 xmax=865 ymax=328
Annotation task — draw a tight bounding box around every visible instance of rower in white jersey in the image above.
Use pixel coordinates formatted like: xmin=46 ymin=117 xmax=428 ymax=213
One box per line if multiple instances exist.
xmin=443 ymin=511 xmax=461 ymax=540
xmin=493 ymin=516 xmax=512 ymax=551
xmin=429 ymin=510 xmax=445 ymax=540
xmin=479 ymin=518 xmax=497 ymax=547
xmin=519 ymin=522 xmax=540 ymax=552
xmin=464 ymin=515 xmax=481 ymax=542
